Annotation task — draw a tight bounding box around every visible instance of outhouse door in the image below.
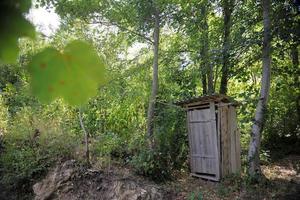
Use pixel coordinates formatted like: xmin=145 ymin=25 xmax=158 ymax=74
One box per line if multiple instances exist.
xmin=187 ymin=102 xmax=220 ymax=181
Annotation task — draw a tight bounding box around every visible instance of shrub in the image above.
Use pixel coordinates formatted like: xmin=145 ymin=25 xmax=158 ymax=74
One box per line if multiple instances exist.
xmin=0 ymin=95 xmax=8 ymax=136
xmin=90 ymin=131 xmax=123 ymax=167
xmin=0 ymin=105 xmax=80 ymax=190
xmin=131 ymin=105 xmax=188 ymax=182
xmin=131 ymin=147 xmax=173 ymax=181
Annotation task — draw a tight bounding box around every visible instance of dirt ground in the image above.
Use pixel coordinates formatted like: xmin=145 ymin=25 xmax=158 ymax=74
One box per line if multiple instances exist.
xmin=164 ymin=155 xmax=300 ymax=199
xmin=1 ymin=155 xmax=299 ymax=200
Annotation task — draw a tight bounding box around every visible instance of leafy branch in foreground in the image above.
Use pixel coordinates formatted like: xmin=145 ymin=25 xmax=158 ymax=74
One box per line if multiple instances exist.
xmin=0 ymin=0 xmax=35 ymax=63
xmin=27 ymin=40 xmax=107 ymax=106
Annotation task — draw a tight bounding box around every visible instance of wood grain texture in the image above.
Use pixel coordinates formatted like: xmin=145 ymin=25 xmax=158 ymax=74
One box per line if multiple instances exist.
xmin=187 ymin=101 xmax=241 ymax=181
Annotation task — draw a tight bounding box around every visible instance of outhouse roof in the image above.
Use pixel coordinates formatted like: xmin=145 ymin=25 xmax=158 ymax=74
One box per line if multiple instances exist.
xmin=175 ymin=94 xmax=238 ymax=106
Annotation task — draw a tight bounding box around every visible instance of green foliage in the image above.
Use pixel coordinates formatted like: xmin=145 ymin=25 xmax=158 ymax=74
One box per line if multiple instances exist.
xmin=0 ymin=105 xmax=80 ymax=189
xmin=217 ymin=174 xmax=243 ymax=197
xmin=131 ymin=148 xmax=172 ymax=181
xmin=0 ymin=0 xmax=35 ymax=63
xmin=188 ymin=191 xmax=203 ymax=200
xmin=0 ymin=0 xmax=299 ymax=192
xmin=0 ymin=64 xmax=23 ymax=90
xmin=27 ymin=40 xmax=107 ymax=106
xmin=260 ymin=150 xmax=271 ymax=165
xmin=91 ymin=132 xmax=122 ymax=159
xmin=0 ymin=1 xmax=108 ymax=108
xmin=131 ymin=106 xmax=188 ymax=181
xmin=1 ymin=74 xmax=38 ymax=115
xmin=0 ymin=96 xmax=8 ymax=136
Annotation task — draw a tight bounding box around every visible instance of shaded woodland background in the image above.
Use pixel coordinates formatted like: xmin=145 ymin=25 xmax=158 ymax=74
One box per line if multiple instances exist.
xmin=0 ymin=0 xmax=299 ymax=199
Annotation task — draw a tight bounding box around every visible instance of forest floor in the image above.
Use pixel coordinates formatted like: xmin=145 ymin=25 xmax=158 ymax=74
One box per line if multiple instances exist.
xmin=1 ymin=155 xmax=299 ymax=200
xmin=165 ymin=154 xmax=300 ymax=200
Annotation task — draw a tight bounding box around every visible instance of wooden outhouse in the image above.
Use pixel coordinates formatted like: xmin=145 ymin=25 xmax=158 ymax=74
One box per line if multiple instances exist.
xmin=177 ymin=94 xmax=241 ymax=181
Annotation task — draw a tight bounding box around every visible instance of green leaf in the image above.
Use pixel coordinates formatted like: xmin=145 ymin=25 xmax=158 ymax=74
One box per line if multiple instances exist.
xmin=27 ymin=40 xmax=107 ymax=106
xmin=27 ymin=48 xmax=66 ymax=103
xmin=0 ymin=4 xmax=36 ymax=63
xmin=3 ymin=0 xmax=32 ymax=13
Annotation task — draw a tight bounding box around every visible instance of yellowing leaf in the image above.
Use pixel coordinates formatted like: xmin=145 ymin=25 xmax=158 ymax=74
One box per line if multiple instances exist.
xmin=27 ymin=40 xmax=107 ymax=106
xmin=27 ymin=48 xmax=67 ymax=103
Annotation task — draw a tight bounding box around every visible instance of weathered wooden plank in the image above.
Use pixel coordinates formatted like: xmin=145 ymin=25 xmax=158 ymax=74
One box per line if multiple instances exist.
xmin=209 ymin=102 xmax=220 ymax=180
xmin=217 ymin=105 xmax=221 ymax=177
xmin=187 ymin=99 xmax=240 ymax=181
xmin=189 ymin=120 xmax=214 ymax=123
xmin=236 ymin=129 xmax=241 ymax=173
xmin=220 ymin=104 xmax=230 ymax=177
xmin=230 ymin=106 xmax=241 ymax=173
xmin=193 ymin=111 xmax=201 ymax=173
xmin=191 ymin=154 xmax=216 ymax=158
xmin=199 ymin=115 xmax=207 ymax=174
xmin=229 ymin=106 xmax=237 ymax=173
xmin=234 ymin=110 xmax=242 ymax=173
xmin=220 ymin=105 xmax=224 ymax=176
xmin=200 ymin=109 xmax=212 ymax=174
xmin=191 ymin=173 xmax=219 ymax=181
xmin=186 ymin=104 xmax=210 ymax=110
xmin=187 ymin=111 xmax=194 ymax=173
xmin=187 ymin=106 xmax=220 ymax=180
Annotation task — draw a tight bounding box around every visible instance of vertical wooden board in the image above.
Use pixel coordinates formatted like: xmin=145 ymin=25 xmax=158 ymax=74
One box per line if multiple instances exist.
xmin=229 ymin=106 xmax=237 ymax=173
xmin=209 ymin=102 xmax=220 ymax=180
xmin=219 ymin=107 xmax=222 ymax=176
xmin=204 ymin=109 xmax=211 ymax=166
xmin=190 ymin=111 xmax=201 ymax=173
xmin=230 ymin=107 xmax=241 ymax=173
xmin=187 ymin=111 xmax=194 ymax=173
xmin=196 ymin=119 xmax=204 ymax=173
xmin=188 ymin=107 xmax=220 ymax=180
xmin=235 ymin=130 xmax=241 ymax=172
xmin=234 ymin=110 xmax=242 ymax=172
xmin=220 ymin=104 xmax=230 ymax=177
xmin=217 ymin=105 xmax=221 ymax=176
xmin=199 ymin=122 xmax=212 ymax=174
xmin=220 ymin=106 xmax=224 ymax=176
xmin=201 ymin=124 xmax=206 ymax=173
xmin=227 ymin=106 xmax=232 ymax=174
xmin=202 ymin=115 xmax=208 ymax=158
xmin=194 ymin=120 xmax=201 ymax=172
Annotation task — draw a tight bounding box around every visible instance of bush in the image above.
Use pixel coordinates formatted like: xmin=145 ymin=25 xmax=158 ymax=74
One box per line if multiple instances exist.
xmin=0 ymin=96 xmax=8 ymax=136
xmin=90 ymin=131 xmax=124 ymax=168
xmin=131 ymin=105 xmax=188 ymax=182
xmin=131 ymin=147 xmax=174 ymax=181
xmin=0 ymin=105 xmax=80 ymax=191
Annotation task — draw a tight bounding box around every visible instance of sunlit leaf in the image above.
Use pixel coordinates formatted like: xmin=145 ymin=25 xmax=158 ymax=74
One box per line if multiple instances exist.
xmin=27 ymin=40 xmax=107 ymax=106
xmin=27 ymin=48 xmax=67 ymax=103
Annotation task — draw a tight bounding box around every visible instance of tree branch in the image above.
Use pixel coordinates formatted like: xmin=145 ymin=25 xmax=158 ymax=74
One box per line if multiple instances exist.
xmin=88 ymin=19 xmax=154 ymax=44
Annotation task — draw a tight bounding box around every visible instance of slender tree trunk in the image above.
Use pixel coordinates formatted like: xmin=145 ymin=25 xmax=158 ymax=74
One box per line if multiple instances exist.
xmin=200 ymin=1 xmax=213 ymax=95
xmin=201 ymin=70 xmax=208 ymax=95
xmin=79 ymin=109 xmax=90 ymax=166
xmin=248 ymin=0 xmax=271 ymax=176
xmin=220 ymin=0 xmax=234 ymax=95
xmin=146 ymin=8 xmax=160 ymax=147
xmin=208 ymin=62 xmax=214 ymax=94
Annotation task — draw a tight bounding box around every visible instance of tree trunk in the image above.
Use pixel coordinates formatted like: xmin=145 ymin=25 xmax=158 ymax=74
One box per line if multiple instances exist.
xmin=220 ymin=0 xmax=234 ymax=95
xmin=200 ymin=1 xmax=213 ymax=95
xmin=208 ymin=62 xmax=214 ymax=94
xmin=248 ymin=0 xmax=271 ymax=176
xmin=79 ymin=110 xmax=90 ymax=166
xmin=146 ymin=8 xmax=160 ymax=147
xmin=201 ymin=71 xmax=208 ymax=95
